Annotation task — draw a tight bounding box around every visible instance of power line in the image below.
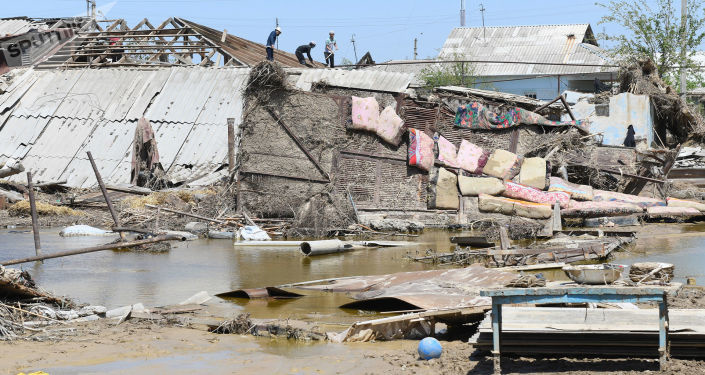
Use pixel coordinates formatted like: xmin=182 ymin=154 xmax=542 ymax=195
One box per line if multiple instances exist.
xmin=340 ymin=59 xmax=622 ymax=69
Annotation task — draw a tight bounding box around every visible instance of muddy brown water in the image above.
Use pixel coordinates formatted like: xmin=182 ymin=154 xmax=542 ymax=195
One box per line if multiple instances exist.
xmin=0 ymin=224 xmax=704 ymax=323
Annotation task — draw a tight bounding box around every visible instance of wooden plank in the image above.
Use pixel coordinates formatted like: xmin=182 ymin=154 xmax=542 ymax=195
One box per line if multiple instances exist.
xmin=499 ymin=227 xmax=510 ymax=250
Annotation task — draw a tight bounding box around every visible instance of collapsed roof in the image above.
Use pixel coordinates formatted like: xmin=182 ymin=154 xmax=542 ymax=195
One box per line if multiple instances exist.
xmin=36 ymin=17 xmax=309 ymax=69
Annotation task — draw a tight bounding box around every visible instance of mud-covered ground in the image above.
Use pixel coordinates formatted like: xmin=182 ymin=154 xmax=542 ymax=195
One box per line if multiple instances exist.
xmin=3 ymin=318 xmax=705 ymax=375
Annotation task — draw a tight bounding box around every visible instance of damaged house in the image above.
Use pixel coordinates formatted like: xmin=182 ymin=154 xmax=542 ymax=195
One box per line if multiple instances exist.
xmin=0 ymin=17 xmax=309 ymax=188
xmin=0 ymin=16 xmax=699 ymax=235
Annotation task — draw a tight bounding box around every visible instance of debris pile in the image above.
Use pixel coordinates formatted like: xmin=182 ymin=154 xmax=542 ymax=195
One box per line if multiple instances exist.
xmin=619 ymin=58 xmax=705 ymax=144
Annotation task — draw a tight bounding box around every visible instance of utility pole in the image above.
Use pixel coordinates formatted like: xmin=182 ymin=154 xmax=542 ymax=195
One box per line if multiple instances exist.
xmin=275 ymin=17 xmax=279 ymax=50
xmin=480 ymin=3 xmax=486 ymax=40
xmin=414 ymin=38 xmax=418 ymax=60
xmin=460 ymin=0 xmax=466 ymax=27
xmin=680 ymin=0 xmax=688 ymax=99
xmin=351 ymin=34 xmax=358 ymax=62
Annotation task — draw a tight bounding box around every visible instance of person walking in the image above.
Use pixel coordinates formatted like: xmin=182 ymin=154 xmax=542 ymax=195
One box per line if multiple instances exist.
xmin=295 ymin=41 xmax=316 ymax=66
xmin=324 ymin=30 xmax=338 ymax=67
xmin=265 ymin=26 xmax=282 ymax=61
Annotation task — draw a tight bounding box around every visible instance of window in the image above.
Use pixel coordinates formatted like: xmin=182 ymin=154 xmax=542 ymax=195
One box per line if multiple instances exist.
xmin=524 ymin=92 xmax=537 ymax=99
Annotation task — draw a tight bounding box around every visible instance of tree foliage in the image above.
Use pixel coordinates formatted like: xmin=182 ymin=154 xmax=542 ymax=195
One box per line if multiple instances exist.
xmin=419 ymin=55 xmax=479 ymax=88
xmin=598 ymin=0 xmax=705 ymax=89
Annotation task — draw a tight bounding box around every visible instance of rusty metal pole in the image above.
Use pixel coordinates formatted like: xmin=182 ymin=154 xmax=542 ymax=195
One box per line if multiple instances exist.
xmin=26 ymin=172 xmax=42 ymax=257
xmin=227 ymin=117 xmax=235 ymax=175
xmin=86 ymin=151 xmax=125 ymax=241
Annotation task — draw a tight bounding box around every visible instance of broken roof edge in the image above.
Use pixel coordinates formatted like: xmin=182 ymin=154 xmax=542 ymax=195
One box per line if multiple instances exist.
xmin=435 ymin=86 xmax=564 ymax=109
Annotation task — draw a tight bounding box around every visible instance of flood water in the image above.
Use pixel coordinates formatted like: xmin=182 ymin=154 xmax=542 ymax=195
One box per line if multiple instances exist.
xmin=1 ymin=224 xmax=704 ymax=323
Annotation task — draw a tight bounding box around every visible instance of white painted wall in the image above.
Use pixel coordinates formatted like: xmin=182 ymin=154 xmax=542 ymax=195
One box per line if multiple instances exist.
xmin=568 ymin=93 xmax=654 ymax=146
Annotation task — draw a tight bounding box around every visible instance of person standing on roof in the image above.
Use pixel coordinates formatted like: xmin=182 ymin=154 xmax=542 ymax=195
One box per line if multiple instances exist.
xmin=295 ymin=41 xmax=316 ymax=66
xmin=266 ymin=27 xmax=282 ymax=61
xmin=324 ymin=30 xmax=338 ymax=67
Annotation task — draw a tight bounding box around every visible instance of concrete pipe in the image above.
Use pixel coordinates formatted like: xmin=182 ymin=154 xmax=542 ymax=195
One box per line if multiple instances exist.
xmin=300 ymin=239 xmax=352 ymax=256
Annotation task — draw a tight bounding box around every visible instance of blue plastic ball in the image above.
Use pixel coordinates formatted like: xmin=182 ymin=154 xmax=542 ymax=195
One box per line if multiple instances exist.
xmin=417 ymin=337 xmax=442 ymax=360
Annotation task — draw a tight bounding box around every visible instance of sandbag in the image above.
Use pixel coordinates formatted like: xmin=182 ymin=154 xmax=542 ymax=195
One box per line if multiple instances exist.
xmin=483 ymin=150 xmax=522 ymax=180
xmin=548 ymin=176 xmax=594 ymax=201
xmin=518 ymin=157 xmax=549 ymax=190
xmin=376 ymin=106 xmax=405 ymax=146
xmin=502 ymin=181 xmax=570 ymax=208
xmin=428 ymin=167 xmax=459 ymax=209
xmin=436 ymin=135 xmax=458 ymax=168
xmin=458 ymin=175 xmax=505 ymax=196
xmin=478 ymin=194 xmax=552 ymax=219
xmin=456 ymin=140 xmax=488 ymax=174
xmin=351 ymin=96 xmax=379 ymax=131
xmin=593 ymin=190 xmax=665 ymax=208
xmin=666 ymin=197 xmax=705 ymax=212
xmin=408 ymin=129 xmax=434 ymax=172
xmin=561 ymin=200 xmax=643 ymax=217
xmin=647 ymin=206 xmax=700 ymax=217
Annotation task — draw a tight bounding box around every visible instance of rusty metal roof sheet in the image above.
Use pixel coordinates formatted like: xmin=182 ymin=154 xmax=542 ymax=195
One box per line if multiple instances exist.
xmin=299 ymin=264 xmax=517 ymax=311
xmin=438 ymin=24 xmax=616 ymax=76
xmin=291 ymin=68 xmax=413 ymax=93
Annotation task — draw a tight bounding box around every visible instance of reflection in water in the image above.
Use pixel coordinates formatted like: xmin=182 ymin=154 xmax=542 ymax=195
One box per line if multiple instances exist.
xmin=1 ymin=225 xmax=704 ymax=323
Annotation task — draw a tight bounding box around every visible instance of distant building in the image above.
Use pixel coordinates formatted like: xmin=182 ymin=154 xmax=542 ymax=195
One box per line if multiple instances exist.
xmin=370 ymin=24 xmax=616 ymax=100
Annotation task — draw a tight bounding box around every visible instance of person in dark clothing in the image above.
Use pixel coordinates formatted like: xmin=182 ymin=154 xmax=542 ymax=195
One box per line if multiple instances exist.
xmin=295 ymin=42 xmax=316 ymax=65
xmin=265 ymin=27 xmax=281 ymax=61
xmin=623 ymin=125 xmax=636 ymax=147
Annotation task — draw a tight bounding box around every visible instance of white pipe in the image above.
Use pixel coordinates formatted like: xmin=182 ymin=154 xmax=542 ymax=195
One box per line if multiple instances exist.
xmin=300 ymin=239 xmax=352 ymax=256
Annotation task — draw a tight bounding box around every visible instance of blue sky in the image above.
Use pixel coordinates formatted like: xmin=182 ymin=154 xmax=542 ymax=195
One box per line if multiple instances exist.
xmin=2 ymin=0 xmax=682 ymax=63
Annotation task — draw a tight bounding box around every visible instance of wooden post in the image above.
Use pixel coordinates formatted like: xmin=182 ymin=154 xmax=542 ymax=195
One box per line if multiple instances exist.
xmin=87 ymin=151 xmax=125 ymax=241
xmin=227 ymin=117 xmax=235 ymax=175
xmin=1 ymin=235 xmax=183 ymax=266
xmin=552 ymin=203 xmax=562 ymax=232
xmin=26 ymin=172 xmax=41 ymax=257
xmin=498 ymin=227 xmax=510 ymax=250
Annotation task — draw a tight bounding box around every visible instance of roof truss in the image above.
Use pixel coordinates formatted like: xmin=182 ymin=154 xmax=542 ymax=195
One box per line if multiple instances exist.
xmin=43 ymin=17 xmax=241 ymax=68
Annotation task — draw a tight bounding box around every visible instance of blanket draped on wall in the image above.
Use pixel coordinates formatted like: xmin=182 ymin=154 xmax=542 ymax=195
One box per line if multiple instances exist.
xmin=454 ymin=102 xmax=587 ymax=132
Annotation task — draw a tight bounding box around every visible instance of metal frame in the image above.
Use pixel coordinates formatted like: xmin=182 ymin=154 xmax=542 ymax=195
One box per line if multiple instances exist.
xmin=480 ymin=286 xmax=669 ymax=374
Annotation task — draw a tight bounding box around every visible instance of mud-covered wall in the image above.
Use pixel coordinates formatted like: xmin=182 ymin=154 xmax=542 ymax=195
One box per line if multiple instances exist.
xmin=238 ymin=87 xmax=428 ymax=218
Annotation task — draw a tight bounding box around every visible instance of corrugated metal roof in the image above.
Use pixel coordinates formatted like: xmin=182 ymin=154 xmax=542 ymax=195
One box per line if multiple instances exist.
xmin=0 ymin=18 xmax=37 ymax=37
xmin=62 ymin=120 xmax=135 ymax=188
xmin=8 ymin=117 xmax=99 ymax=184
xmin=438 ymin=24 xmax=615 ymax=76
xmin=291 ymin=68 xmax=412 ymax=93
xmin=10 ymin=69 xmax=84 ymax=117
xmin=0 ymin=66 xmax=250 ymax=187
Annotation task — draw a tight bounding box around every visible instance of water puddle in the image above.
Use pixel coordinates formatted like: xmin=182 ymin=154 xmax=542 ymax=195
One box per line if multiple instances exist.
xmin=1 ymin=224 xmax=704 ymax=323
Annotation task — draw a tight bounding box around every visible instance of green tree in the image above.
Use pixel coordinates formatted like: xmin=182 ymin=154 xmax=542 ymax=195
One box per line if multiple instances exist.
xmin=597 ymin=0 xmax=705 ymax=90
xmin=419 ymin=55 xmax=478 ymax=88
